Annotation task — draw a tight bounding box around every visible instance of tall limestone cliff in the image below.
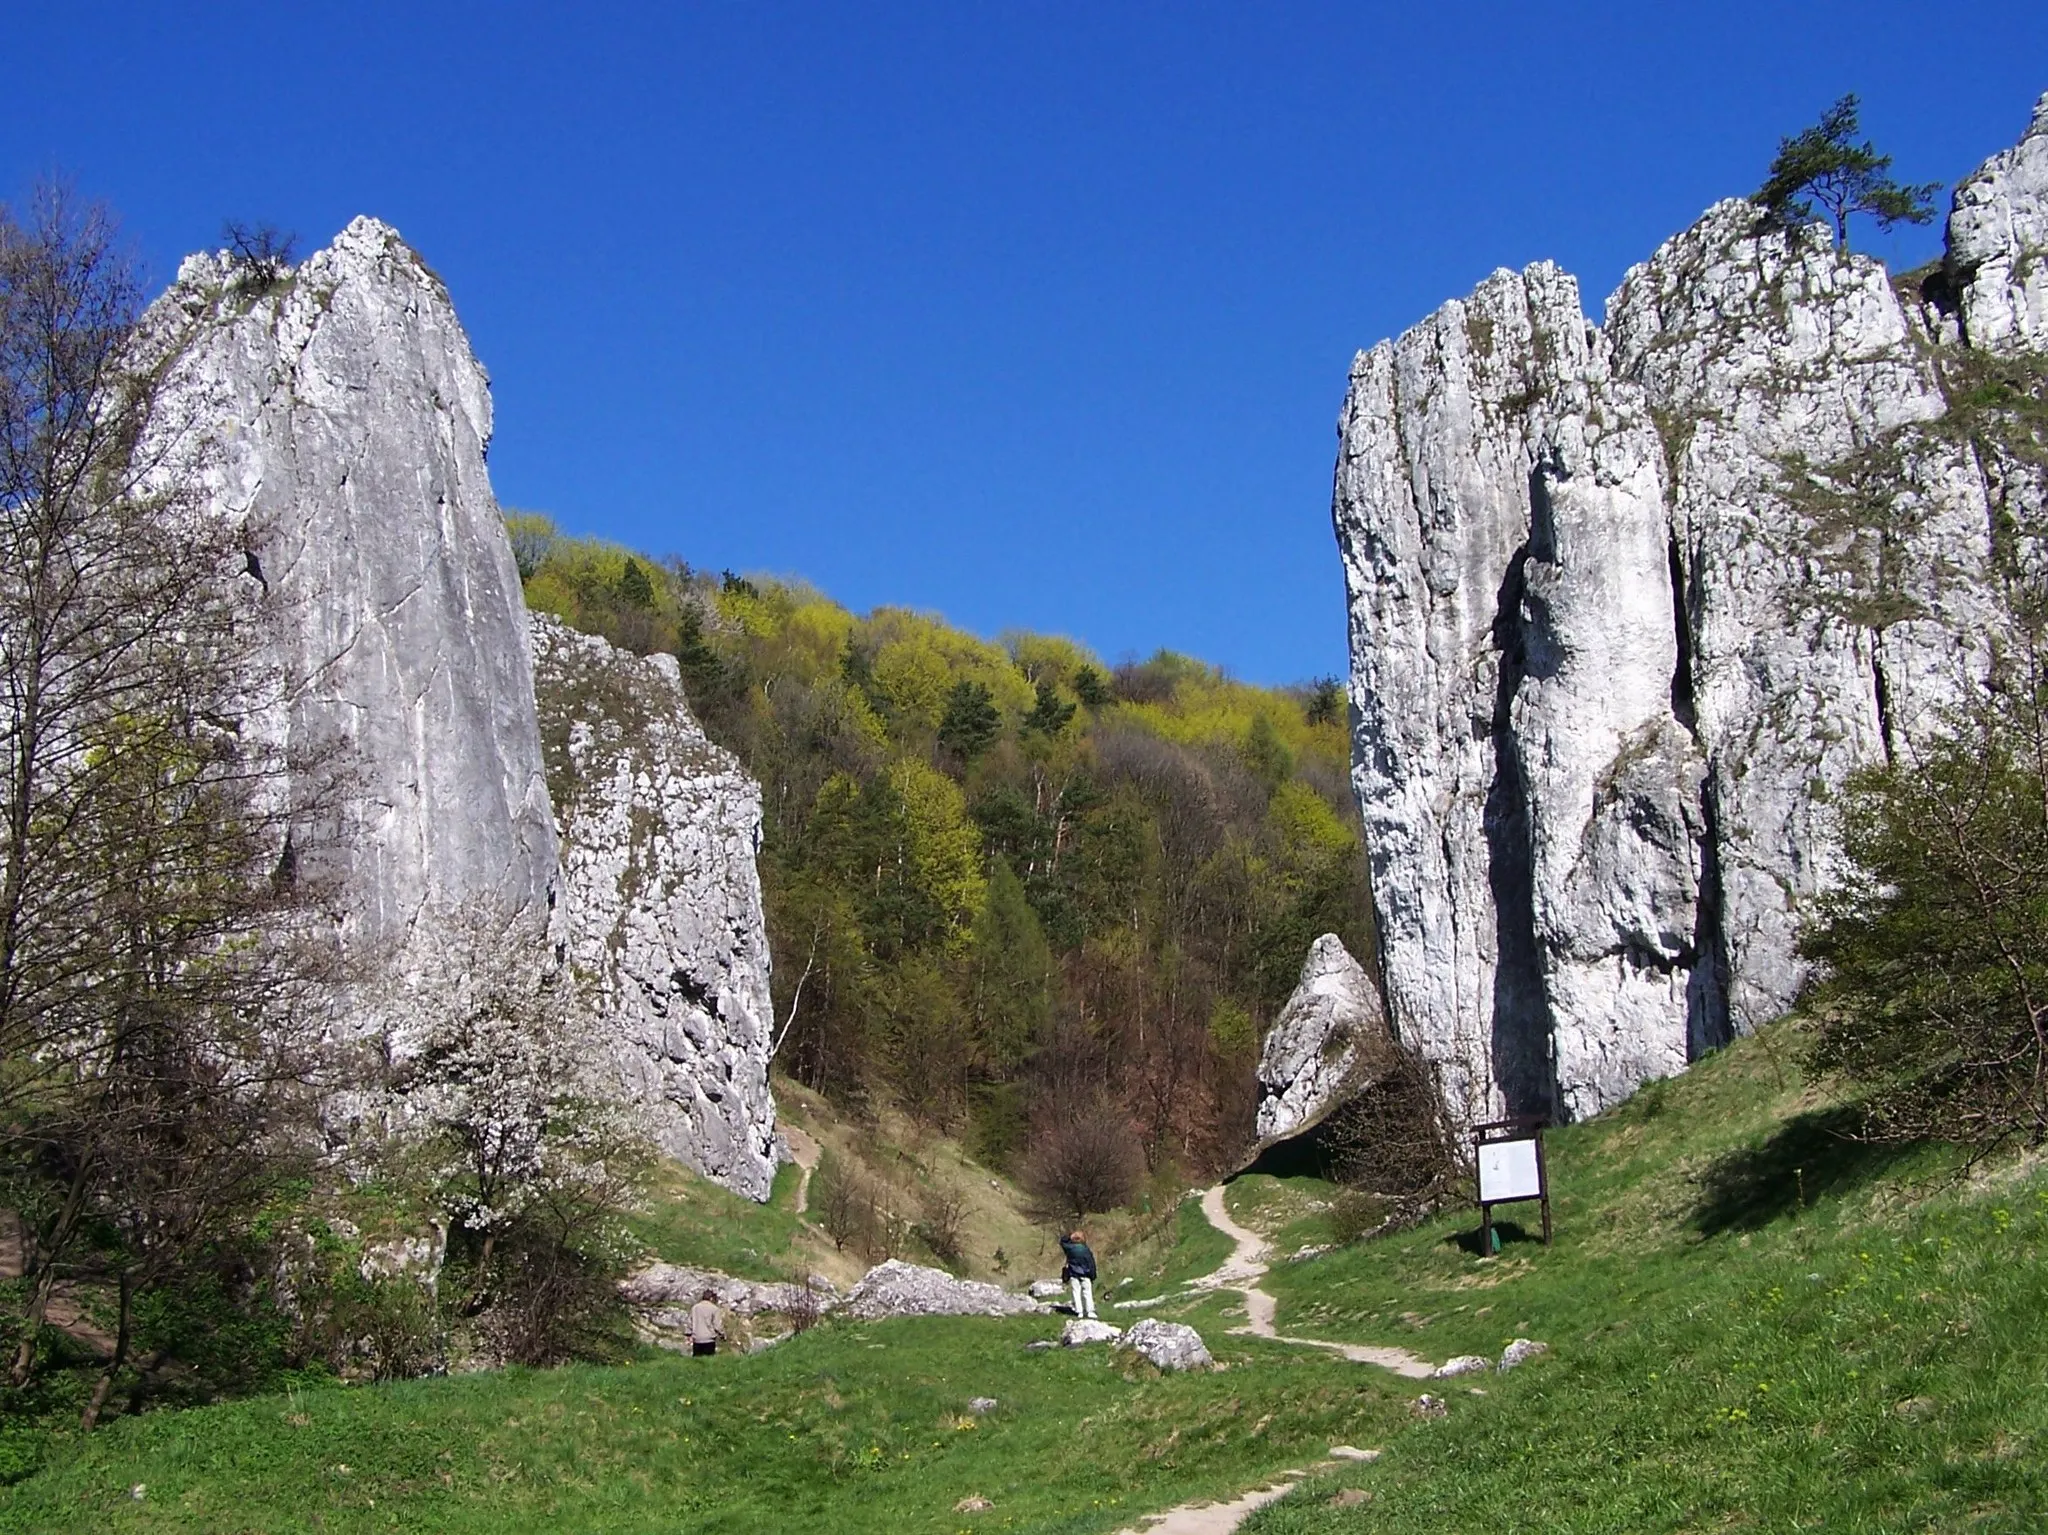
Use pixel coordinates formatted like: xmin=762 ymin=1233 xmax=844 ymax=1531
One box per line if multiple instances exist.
xmin=137 ymin=218 xmax=779 ymax=1197
xmin=1334 ymin=92 xmax=2047 ymax=1125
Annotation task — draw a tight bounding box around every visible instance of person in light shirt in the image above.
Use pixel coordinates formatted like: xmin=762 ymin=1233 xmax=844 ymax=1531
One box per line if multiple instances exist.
xmin=688 ymin=1288 xmax=725 ymax=1357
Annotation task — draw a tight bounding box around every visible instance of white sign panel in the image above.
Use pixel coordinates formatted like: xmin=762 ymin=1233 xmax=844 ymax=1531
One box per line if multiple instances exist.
xmin=1477 ymin=1138 xmax=1543 ymax=1203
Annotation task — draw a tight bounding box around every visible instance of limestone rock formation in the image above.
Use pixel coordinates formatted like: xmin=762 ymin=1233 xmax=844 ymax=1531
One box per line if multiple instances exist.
xmin=1333 ymin=93 xmax=2043 ymax=1124
xmin=1949 ymin=91 xmax=2048 ymax=353
xmin=530 ymin=616 xmax=780 ymax=1199
xmin=139 ymin=217 xmax=559 ymax=988
xmin=1059 ymin=1318 xmax=1123 ymax=1347
xmin=1253 ymin=935 xmax=1393 ymax=1144
xmin=137 ymin=219 xmax=782 ymax=1198
xmin=618 ymin=1262 xmax=837 ymax=1317
xmin=840 ymin=1260 xmax=1045 ymax=1320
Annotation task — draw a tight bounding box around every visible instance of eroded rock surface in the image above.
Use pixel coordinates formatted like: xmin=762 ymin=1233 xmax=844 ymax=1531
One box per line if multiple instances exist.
xmin=530 ymin=616 xmax=779 ymax=1199
xmin=1333 ymin=94 xmax=2043 ymax=1124
xmin=1950 ymin=92 xmax=2048 ymax=353
xmin=1254 ymin=935 xmax=1394 ymax=1143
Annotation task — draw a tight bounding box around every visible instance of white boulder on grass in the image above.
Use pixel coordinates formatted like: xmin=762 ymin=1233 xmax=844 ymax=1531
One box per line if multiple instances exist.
xmin=1119 ymin=1319 xmax=1213 ymax=1371
xmin=1431 ymin=1354 xmax=1491 ymax=1379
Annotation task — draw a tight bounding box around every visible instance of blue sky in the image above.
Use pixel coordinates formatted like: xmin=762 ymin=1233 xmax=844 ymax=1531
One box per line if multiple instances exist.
xmin=7 ymin=4 xmax=2044 ymax=683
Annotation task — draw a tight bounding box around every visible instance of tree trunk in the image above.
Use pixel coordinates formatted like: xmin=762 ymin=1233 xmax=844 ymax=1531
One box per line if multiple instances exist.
xmin=9 ymin=1157 xmax=94 ymax=1387
xmin=80 ymin=1270 xmax=132 ymax=1430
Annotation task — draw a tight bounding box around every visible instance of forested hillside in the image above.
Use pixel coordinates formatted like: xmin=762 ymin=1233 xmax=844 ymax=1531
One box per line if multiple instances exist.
xmin=510 ymin=515 xmax=1374 ymax=1186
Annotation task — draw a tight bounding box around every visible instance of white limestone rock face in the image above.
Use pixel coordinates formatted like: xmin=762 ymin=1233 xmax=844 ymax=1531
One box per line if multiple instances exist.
xmin=1254 ymin=935 xmax=1393 ymax=1142
xmin=1949 ymin=92 xmax=2048 ymax=354
xmin=1606 ymin=201 xmax=1995 ymax=1036
xmin=136 ymin=220 xmax=785 ymax=1202
xmin=1333 ymin=98 xmax=2043 ymax=1125
xmin=136 ymin=218 xmax=558 ymax=1004
xmin=1334 ymin=263 xmax=1702 ymax=1122
xmin=529 ymin=615 xmax=779 ymax=1201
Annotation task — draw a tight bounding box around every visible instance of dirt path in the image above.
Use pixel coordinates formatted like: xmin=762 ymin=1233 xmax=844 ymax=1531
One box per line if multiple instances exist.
xmin=1111 ymin=1471 xmax=1307 ymax=1534
xmin=784 ymin=1126 xmax=822 ymax=1216
xmin=1193 ymin=1185 xmax=1433 ymax=1378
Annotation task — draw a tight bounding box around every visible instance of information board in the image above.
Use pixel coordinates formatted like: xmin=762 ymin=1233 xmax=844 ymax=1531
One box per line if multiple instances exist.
xmin=1477 ymin=1137 xmax=1543 ymax=1203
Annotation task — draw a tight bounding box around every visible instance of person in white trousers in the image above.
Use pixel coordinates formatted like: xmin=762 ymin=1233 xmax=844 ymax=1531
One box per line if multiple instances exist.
xmin=1059 ymin=1229 xmax=1098 ymax=1320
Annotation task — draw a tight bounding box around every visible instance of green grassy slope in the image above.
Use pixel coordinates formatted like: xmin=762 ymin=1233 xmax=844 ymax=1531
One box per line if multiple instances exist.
xmin=0 ymin=1314 xmax=1412 ymax=1534
xmin=1242 ymin=1027 xmax=2048 ymax=1532
xmin=8 ymin=1023 xmax=2043 ymax=1532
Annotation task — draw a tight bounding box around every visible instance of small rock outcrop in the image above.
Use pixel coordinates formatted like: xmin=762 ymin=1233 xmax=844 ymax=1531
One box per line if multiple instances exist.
xmin=1332 ymin=91 xmax=2045 ymax=1124
xmin=840 ymin=1260 xmax=1044 ymax=1320
xmin=530 ymin=617 xmax=779 ymax=1198
xmin=1119 ymin=1319 xmax=1213 ymax=1371
xmin=1498 ymin=1338 xmax=1550 ymax=1371
xmin=1254 ymin=935 xmax=1393 ymax=1144
xmin=1060 ymin=1318 xmax=1123 ymax=1347
xmin=618 ymin=1263 xmax=836 ymax=1317
xmin=1431 ymin=1354 xmax=1491 ymax=1380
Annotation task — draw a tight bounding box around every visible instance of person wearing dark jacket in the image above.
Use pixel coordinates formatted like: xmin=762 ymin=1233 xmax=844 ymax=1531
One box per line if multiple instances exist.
xmin=1059 ymin=1230 xmax=1098 ymax=1320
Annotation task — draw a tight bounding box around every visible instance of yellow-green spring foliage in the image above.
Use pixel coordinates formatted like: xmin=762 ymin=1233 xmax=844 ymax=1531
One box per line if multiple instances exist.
xmin=511 ymin=514 xmax=1372 ymax=1175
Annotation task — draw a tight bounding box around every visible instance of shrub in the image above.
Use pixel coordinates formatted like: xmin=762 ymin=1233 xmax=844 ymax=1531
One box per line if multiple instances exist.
xmin=1022 ymin=1099 xmax=1144 ymax=1221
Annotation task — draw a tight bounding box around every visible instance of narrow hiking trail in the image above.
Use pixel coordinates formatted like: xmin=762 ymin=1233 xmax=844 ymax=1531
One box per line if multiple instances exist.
xmin=1191 ymin=1184 xmax=1433 ymax=1379
xmin=784 ymin=1125 xmax=821 ymax=1216
xmin=1110 ymin=1470 xmax=1312 ymax=1535
xmin=1098 ymin=1189 xmax=1423 ymax=1534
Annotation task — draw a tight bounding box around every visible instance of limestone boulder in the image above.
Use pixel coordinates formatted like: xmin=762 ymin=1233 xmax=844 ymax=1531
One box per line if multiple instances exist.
xmin=840 ymin=1261 xmax=1044 ymax=1320
xmin=1118 ymin=1319 xmax=1213 ymax=1371
xmin=1254 ymin=935 xmax=1393 ymax=1144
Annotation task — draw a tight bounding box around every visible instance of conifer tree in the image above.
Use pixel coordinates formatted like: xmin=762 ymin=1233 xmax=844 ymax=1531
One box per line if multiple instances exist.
xmin=1755 ymin=94 xmax=1940 ymax=251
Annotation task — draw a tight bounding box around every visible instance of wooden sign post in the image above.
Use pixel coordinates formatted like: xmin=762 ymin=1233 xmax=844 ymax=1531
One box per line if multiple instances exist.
xmin=1474 ymin=1116 xmax=1551 ymax=1256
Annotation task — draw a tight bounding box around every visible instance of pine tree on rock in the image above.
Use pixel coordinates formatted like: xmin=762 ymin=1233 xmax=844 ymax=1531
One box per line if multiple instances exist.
xmin=1754 ymin=94 xmax=1941 ymax=250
